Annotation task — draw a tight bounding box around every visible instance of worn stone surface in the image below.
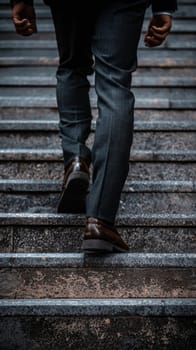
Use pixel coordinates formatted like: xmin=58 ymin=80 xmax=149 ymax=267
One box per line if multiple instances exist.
xmin=0 ymin=130 xmax=196 ymax=151
xmin=8 ymin=226 xmax=196 ymax=253
xmin=0 ymin=316 xmax=195 ymax=350
xmin=0 ymin=192 xmax=195 ymax=214
xmin=1 ymin=253 xmax=195 ymax=268
xmin=0 ymin=107 xmax=59 ymax=120
xmin=0 ymin=179 xmax=195 ymax=193
xmin=127 ymin=162 xmax=196 ymax=181
xmin=0 ymin=107 xmax=195 ymax=122
xmin=0 ymin=266 xmax=195 ymax=299
xmin=1 ymin=212 xmax=195 ymax=226
xmin=0 ymin=161 xmax=196 ymax=182
xmin=119 ymin=192 xmax=196 ymax=216
xmin=1 ymin=298 xmax=195 ymax=316
xmin=1 ymin=148 xmax=196 ymax=162
xmin=0 ymin=161 xmax=64 ymax=180
xmin=0 ymin=228 xmax=12 ymax=253
xmin=13 ymin=226 xmax=84 ymax=253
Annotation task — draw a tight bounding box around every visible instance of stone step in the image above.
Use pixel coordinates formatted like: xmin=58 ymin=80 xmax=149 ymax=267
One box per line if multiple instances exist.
xmin=0 ymin=49 xmax=195 ymax=67
xmin=1 ymin=67 xmax=196 ymax=87
xmin=1 ymin=212 xmax=195 ymax=253
xmin=0 ymin=130 xmax=195 ymax=152
xmin=0 ymin=87 xmax=195 ymax=109
xmin=0 ymin=299 xmax=195 ymax=350
xmin=0 ymin=190 xmax=195 ymax=214
xmin=1 ymin=179 xmax=195 ymax=193
xmin=1 ymin=148 xmax=196 ymax=162
xmin=1 ymin=119 xmax=196 ymax=131
xmin=0 ymin=253 xmax=195 ymax=298
xmin=1 ymin=252 xmax=195 ymax=268
xmin=1 ymin=108 xmax=195 ymax=122
xmin=1 ymin=161 xmax=196 ymax=182
xmin=0 ymin=298 xmax=195 ymax=316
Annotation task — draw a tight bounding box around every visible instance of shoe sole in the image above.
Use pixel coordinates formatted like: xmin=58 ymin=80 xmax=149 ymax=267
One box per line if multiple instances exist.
xmin=57 ymin=171 xmax=89 ymax=214
xmin=81 ymin=239 xmax=129 ymax=253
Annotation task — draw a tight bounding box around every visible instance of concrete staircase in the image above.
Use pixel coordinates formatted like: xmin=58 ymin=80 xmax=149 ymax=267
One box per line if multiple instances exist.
xmin=0 ymin=0 xmax=196 ymax=348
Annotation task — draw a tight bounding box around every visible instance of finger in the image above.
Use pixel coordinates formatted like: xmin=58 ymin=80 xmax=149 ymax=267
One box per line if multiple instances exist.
xmin=13 ymin=18 xmax=36 ymax=36
xmin=13 ymin=17 xmax=28 ymax=26
xmin=150 ymin=29 xmax=169 ymax=41
xmin=151 ymin=24 xmax=171 ymax=34
xmin=13 ymin=18 xmax=32 ymax=31
xmin=145 ymin=36 xmax=162 ymax=47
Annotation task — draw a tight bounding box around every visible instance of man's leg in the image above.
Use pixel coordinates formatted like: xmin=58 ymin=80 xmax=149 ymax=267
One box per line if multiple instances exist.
xmin=49 ymin=4 xmax=95 ymax=212
xmin=86 ymin=0 xmax=147 ymax=224
xmin=83 ymin=0 xmax=147 ymax=251
xmin=49 ymin=3 xmax=94 ymax=169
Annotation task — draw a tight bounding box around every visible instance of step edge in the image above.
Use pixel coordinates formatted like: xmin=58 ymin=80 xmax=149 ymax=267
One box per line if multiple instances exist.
xmin=1 ymin=120 xmax=196 ymax=131
xmin=0 ymin=298 xmax=195 ymax=317
xmin=0 ymin=179 xmax=195 ymax=193
xmin=0 ymin=212 xmax=195 ymax=226
xmin=0 ymin=252 xmax=195 ymax=268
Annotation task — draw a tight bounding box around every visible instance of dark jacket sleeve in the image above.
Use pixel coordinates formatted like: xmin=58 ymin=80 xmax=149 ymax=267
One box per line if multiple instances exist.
xmin=10 ymin=0 xmax=33 ymax=6
xmin=10 ymin=0 xmax=178 ymax=12
xmin=151 ymin=0 xmax=178 ymax=12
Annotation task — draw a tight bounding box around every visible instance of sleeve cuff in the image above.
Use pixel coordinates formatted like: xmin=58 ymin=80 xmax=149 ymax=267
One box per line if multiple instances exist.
xmin=153 ymin=11 xmax=173 ymax=16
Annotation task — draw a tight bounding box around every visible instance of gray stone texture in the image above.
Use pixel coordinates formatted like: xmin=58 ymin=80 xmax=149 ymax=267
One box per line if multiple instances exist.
xmin=1 ymin=266 xmax=195 ymax=298
xmin=0 ymin=316 xmax=195 ymax=350
xmin=0 ymin=130 xmax=196 ymax=151
xmin=0 ymin=192 xmax=195 ymax=214
xmin=0 ymin=225 xmax=195 ymax=253
xmin=0 ymin=161 xmax=196 ymax=182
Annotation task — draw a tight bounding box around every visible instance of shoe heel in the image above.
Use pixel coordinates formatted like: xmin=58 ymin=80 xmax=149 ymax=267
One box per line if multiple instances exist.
xmin=67 ymin=171 xmax=89 ymax=191
xmin=81 ymin=239 xmax=114 ymax=252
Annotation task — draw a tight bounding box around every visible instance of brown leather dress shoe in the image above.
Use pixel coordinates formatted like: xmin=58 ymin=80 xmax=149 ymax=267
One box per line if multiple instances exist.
xmin=57 ymin=156 xmax=90 ymax=213
xmin=81 ymin=217 xmax=129 ymax=252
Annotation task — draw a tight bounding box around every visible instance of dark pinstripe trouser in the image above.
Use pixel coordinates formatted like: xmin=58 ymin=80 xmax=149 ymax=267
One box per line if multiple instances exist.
xmin=49 ymin=0 xmax=147 ymax=224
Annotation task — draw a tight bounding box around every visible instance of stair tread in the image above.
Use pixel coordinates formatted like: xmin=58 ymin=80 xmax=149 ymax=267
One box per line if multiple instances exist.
xmin=0 ymin=254 xmax=195 ymax=299
xmin=0 ymin=179 xmax=195 ymax=193
xmin=0 ymin=298 xmax=195 ymax=317
xmin=1 ymin=149 xmax=196 ymax=161
xmin=1 ymin=194 xmax=195 ymax=214
xmin=0 ymin=212 xmax=195 ymax=226
xmin=0 ymin=120 xmax=196 ymax=131
xmin=1 ymin=108 xmax=195 ymax=120
xmin=0 ymin=252 xmax=195 ymax=267
xmin=1 ymin=162 xmax=195 ymax=183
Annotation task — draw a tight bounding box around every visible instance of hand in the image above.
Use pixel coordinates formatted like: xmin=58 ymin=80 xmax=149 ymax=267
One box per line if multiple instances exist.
xmin=144 ymin=14 xmax=172 ymax=47
xmin=12 ymin=2 xmax=37 ymax=36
